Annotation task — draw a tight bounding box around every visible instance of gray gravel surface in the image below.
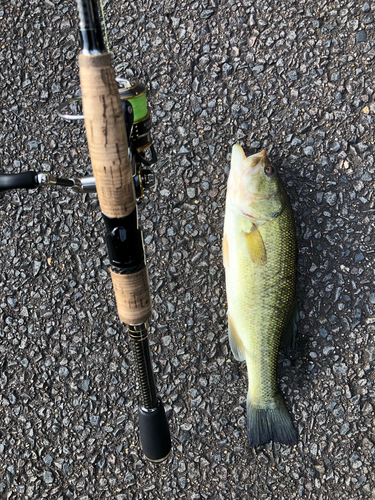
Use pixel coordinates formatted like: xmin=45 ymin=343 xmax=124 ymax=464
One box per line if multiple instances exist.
xmin=1 ymin=0 xmax=375 ymax=498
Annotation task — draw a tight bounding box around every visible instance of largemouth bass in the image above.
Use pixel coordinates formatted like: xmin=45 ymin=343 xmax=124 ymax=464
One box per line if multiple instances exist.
xmin=223 ymin=144 xmax=297 ymax=447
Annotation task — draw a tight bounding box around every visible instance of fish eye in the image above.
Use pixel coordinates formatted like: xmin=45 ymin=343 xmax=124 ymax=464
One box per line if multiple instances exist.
xmin=264 ymin=165 xmax=274 ymax=176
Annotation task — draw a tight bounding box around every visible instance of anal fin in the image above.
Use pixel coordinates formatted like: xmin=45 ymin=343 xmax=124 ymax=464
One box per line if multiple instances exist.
xmin=223 ymin=234 xmax=229 ymax=269
xmin=228 ymin=314 xmax=246 ymax=361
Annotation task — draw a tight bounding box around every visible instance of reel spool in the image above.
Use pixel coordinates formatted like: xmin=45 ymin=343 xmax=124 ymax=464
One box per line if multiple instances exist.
xmin=117 ymin=79 xmax=157 ymax=167
xmin=117 ymin=79 xmax=152 ymax=152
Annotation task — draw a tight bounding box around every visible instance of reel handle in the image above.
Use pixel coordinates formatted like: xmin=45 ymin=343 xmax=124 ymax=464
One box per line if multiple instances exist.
xmin=0 ymin=172 xmax=38 ymax=192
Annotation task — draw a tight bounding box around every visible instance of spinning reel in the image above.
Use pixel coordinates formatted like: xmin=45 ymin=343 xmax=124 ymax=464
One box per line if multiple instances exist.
xmin=0 ymin=79 xmax=156 ymax=200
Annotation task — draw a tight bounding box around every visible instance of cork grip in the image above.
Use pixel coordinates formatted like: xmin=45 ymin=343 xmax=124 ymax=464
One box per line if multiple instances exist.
xmin=79 ymin=53 xmax=136 ymax=218
xmin=111 ymin=267 xmax=152 ymax=325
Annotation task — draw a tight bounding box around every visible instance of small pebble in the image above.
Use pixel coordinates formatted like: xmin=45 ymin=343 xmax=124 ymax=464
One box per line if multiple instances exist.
xmin=43 ymin=455 xmax=53 ymax=466
xmin=356 ymin=30 xmax=367 ymax=42
xmin=187 ymin=187 xmax=196 ymax=199
xmin=43 ymin=471 xmax=54 ymax=484
xmin=363 ymin=14 xmax=374 ymax=24
xmin=333 ymin=363 xmax=348 ymax=377
xmin=304 ymin=146 xmax=315 ymax=156
xmin=58 ymin=367 xmax=70 ymax=378
xmin=363 ymin=3 xmax=370 ymax=12
xmin=90 ymin=415 xmax=100 ymax=426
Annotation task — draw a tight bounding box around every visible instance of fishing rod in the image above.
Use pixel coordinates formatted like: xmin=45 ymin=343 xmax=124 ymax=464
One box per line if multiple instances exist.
xmin=0 ymin=0 xmax=171 ymax=463
xmin=74 ymin=0 xmax=171 ymax=462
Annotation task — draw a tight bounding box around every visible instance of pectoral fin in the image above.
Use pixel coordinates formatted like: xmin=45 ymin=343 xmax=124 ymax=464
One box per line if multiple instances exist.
xmin=244 ymin=228 xmax=267 ymax=266
xmin=228 ymin=314 xmax=246 ymax=362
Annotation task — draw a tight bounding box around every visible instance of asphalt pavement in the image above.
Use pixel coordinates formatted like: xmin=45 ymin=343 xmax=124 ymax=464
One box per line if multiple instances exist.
xmin=1 ymin=0 xmax=375 ymax=498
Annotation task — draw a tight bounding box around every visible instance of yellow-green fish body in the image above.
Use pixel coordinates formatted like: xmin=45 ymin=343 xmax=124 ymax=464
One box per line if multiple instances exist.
xmin=223 ymin=144 xmax=297 ymax=447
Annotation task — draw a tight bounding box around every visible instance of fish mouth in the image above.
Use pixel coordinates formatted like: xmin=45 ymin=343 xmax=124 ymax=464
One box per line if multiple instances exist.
xmin=247 ymin=164 xmax=261 ymax=176
xmin=245 ymin=150 xmax=267 ymax=175
xmin=244 ymin=160 xmax=263 ymax=176
xmin=252 ymin=150 xmax=267 ymax=160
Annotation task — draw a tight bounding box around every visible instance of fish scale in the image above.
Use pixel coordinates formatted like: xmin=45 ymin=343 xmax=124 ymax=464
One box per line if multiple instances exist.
xmin=223 ymin=144 xmax=297 ymax=447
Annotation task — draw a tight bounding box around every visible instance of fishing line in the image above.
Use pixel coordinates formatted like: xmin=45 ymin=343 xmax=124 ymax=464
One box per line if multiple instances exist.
xmin=99 ymin=0 xmax=110 ymax=52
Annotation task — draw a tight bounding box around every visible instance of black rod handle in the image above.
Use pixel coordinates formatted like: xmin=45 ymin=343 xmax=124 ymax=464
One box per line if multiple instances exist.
xmin=128 ymin=323 xmax=171 ymax=462
xmin=0 ymin=172 xmax=38 ymax=192
xmin=139 ymin=400 xmax=171 ymax=463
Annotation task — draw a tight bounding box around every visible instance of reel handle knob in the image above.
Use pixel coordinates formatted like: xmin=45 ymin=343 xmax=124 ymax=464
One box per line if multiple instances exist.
xmin=0 ymin=172 xmax=38 ymax=192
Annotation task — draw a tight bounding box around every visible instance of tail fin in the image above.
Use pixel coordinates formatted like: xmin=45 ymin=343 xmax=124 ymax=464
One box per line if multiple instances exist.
xmin=246 ymin=393 xmax=297 ymax=447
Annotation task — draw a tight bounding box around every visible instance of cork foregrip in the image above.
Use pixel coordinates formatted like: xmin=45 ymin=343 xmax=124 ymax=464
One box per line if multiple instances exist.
xmin=79 ymin=53 xmax=135 ymax=218
xmin=111 ymin=267 xmax=152 ymax=325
